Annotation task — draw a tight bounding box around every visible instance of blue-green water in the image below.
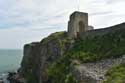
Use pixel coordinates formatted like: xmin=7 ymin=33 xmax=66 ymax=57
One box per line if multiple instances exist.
xmin=0 ymin=49 xmax=23 ymax=73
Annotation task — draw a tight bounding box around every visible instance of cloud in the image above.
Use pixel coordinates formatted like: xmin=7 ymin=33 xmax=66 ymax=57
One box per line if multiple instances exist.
xmin=78 ymin=0 xmax=125 ymax=28
xmin=0 ymin=0 xmax=125 ymax=49
xmin=0 ymin=26 xmax=66 ymax=49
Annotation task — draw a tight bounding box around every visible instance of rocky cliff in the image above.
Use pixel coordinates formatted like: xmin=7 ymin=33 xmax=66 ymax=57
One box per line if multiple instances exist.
xmin=19 ymin=23 xmax=125 ymax=83
xmin=20 ymin=32 xmax=74 ymax=83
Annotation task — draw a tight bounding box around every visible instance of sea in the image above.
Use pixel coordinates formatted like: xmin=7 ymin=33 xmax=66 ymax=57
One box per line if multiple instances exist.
xmin=0 ymin=49 xmax=23 ymax=82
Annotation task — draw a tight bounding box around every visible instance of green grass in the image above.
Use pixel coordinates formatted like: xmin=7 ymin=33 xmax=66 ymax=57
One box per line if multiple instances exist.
xmin=69 ymin=31 xmax=125 ymax=62
xmin=47 ymin=54 xmax=78 ymax=83
xmin=104 ymin=64 xmax=125 ymax=83
xmin=41 ymin=31 xmax=67 ymax=44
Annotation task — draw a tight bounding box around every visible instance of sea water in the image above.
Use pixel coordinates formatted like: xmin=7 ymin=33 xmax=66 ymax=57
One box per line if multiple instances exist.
xmin=0 ymin=49 xmax=23 ymax=82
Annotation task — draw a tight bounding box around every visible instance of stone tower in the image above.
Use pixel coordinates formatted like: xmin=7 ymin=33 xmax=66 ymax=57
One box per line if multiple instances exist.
xmin=68 ymin=11 xmax=90 ymax=38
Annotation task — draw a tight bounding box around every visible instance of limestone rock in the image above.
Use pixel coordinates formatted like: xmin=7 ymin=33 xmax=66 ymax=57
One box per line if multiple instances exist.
xmin=72 ymin=55 xmax=125 ymax=83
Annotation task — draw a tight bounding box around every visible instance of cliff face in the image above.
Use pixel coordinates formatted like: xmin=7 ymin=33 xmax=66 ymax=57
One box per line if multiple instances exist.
xmin=20 ymin=23 xmax=125 ymax=83
xmin=20 ymin=32 xmax=74 ymax=83
xmin=20 ymin=42 xmax=40 ymax=82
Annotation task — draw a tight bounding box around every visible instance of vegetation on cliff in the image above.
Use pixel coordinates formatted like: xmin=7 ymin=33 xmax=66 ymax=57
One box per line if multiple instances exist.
xmin=44 ymin=32 xmax=78 ymax=83
xmin=104 ymin=64 xmax=125 ymax=83
xmin=46 ymin=26 xmax=125 ymax=83
xmin=47 ymin=54 xmax=78 ymax=83
xmin=70 ymin=30 xmax=125 ymax=62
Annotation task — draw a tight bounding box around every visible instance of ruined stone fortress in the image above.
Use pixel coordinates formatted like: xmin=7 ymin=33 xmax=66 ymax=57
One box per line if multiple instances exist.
xmin=68 ymin=11 xmax=94 ymax=38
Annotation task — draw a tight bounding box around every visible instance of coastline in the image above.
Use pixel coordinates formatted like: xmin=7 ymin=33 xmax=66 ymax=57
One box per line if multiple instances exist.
xmin=0 ymin=72 xmax=9 ymax=83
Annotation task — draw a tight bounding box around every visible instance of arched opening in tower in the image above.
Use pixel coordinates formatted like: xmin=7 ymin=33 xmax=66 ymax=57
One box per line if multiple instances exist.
xmin=79 ymin=21 xmax=85 ymax=32
xmin=76 ymin=21 xmax=85 ymax=38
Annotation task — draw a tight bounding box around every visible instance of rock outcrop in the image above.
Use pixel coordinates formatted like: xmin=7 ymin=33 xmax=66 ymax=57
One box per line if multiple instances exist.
xmin=19 ymin=23 xmax=125 ymax=83
xmin=72 ymin=55 xmax=125 ymax=83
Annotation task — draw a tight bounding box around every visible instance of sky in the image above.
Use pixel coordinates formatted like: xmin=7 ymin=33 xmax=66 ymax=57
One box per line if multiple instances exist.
xmin=0 ymin=0 xmax=125 ymax=49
